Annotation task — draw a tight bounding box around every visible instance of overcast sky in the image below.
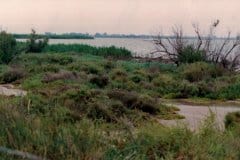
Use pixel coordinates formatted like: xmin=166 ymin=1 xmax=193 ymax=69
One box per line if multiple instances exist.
xmin=0 ymin=0 xmax=239 ymax=35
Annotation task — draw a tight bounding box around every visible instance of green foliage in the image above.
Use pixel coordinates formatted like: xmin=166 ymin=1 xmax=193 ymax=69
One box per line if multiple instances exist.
xmin=1 ymin=68 xmax=26 ymax=83
xmin=178 ymin=45 xmax=206 ymax=64
xmin=225 ymin=112 xmax=240 ymax=128
xmin=104 ymin=120 xmax=240 ymax=160
xmin=107 ymin=90 xmax=161 ymax=115
xmin=48 ymin=54 xmax=74 ymax=65
xmin=0 ymin=31 xmax=18 ymax=64
xmin=89 ymin=75 xmax=109 ymax=88
xmin=26 ymin=29 xmax=48 ymax=53
xmin=180 ymin=62 xmax=224 ymax=82
xmin=218 ymin=83 xmax=240 ymax=100
xmin=44 ymin=44 xmax=132 ymax=58
xmin=0 ymin=52 xmax=240 ymax=159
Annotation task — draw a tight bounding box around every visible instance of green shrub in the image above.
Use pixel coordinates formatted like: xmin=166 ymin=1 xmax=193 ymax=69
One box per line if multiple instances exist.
xmin=180 ymin=62 xmax=224 ymax=82
xmin=1 ymin=68 xmax=26 ymax=83
xmin=42 ymin=71 xmax=78 ymax=83
xmin=110 ymin=68 xmax=128 ymax=83
xmin=0 ymin=31 xmax=18 ymax=64
xmin=152 ymin=74 xmax=178 ymax=95
xmin=42 ymin=64 xmax=60 ymax=73
xmin=107 ymin=90 xmax=159 ymax=114
xmin=86 ymin=65 xmax=102 ymax=74
xmin=26 ymin=29 xmax=48 ymax=53
xmin=173 ymin=81 xmax=199 ymax=98
xmin=131 ymin=75 xmax=143 ymax=83
xmin=89 ymin=75 xmax=109 ymax=88
xmin=44 ymin=44 xmax=132 ymax=58
xmin=218 ymin=83 xmax=240 ymax=100
xmin=48 ymin=55 xmax=74 ymax=65
xmin=87 ymin=102 xmax=116 ymax=122
xmin=103 ymin=60 xmax=115 ymax=70
xmin=134 ymin=95 xmax=160 ymax=115
xmin=225 ymin=112 xmax=240 ymax=128
xmin=178 ymin=45 xmax=206 ymax=64
xmin=109 ymin=101 xmax=129 ymax=117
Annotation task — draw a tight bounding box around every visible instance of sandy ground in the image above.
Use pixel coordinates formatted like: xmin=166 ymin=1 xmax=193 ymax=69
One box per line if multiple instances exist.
xmin=0 ymin=84 xmax=27 ymax=97
xmin=160 ymin=104 xmax=240 ymax=130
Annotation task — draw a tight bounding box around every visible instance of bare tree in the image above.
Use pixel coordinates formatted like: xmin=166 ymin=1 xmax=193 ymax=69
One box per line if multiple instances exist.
xmin=152 ymin=20 xmax=240 ymax=71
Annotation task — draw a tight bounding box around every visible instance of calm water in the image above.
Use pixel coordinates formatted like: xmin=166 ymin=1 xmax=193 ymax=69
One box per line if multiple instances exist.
xmin=160 ymin=104 xmax=240 ymax=130
xmin=18 ymin=38 xmax=157 ymax=57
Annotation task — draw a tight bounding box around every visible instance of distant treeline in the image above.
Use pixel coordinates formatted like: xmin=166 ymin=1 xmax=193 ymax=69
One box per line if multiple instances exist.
xmin=94 ymin=33 xmax=235 ymax=40
xmin=94 ymin=33 xmax=154 ymax=39
xmin=13 ymin=32 xmax=234 ymax=40
xmin=13 ymin=33 xmax=94 ymax=39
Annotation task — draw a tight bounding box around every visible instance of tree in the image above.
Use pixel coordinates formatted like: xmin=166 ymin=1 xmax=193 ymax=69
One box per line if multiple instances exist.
xmin=0 ymin=31 xmax=17 ymax=64
xmin=152 ymin=20 xmax=240 ymax=71
xmin=26 ymin=29 xmax=48 ymax=53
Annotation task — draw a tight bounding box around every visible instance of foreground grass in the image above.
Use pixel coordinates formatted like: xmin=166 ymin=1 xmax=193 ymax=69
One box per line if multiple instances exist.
xmin=0 ymin=52 xmax=240 ymax=159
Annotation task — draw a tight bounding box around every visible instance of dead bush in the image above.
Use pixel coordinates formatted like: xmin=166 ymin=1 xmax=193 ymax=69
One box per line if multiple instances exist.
xmin=42 ymin=71 xmax=78 ymax=83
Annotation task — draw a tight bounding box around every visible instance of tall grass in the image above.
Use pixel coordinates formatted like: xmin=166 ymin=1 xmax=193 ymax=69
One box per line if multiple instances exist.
xmin=44 ymin=44 xmax=132 ymax=58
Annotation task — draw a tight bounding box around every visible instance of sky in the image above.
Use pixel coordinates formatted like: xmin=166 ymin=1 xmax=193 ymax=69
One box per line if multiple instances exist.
xmin=0 ymin=0 xmax=240 ymax=35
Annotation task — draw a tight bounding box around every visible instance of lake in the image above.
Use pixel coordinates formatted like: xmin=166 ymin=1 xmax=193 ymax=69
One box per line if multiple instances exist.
xmin=18 ymin=38 xmax=157 ymax=57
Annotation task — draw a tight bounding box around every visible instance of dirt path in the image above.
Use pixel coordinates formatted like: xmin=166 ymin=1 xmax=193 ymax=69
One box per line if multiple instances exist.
xmin=160 ymin=104 xmax=240 ymax=130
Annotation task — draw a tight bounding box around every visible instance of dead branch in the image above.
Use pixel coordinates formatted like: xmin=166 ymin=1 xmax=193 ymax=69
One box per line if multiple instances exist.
xmin=152 ymin=20 xmax=240 ymax=70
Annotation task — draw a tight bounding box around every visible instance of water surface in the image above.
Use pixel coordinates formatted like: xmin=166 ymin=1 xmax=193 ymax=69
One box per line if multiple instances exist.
xmin=18 ymin=38 xmax=156 ymax=57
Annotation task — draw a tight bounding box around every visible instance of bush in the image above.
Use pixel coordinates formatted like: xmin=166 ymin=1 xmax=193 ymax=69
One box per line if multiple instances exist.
xmin=131 ymin=75 xmax=143 ymax=83
xmin=134 ymin=95 xmax=160 ymax=115
xmin=48 ymin=55 xmax=74 ymax=65
xmin=111 ymin=69 xmax=128 ymax=82
xmin=26 ymin=29 xmax=48 ymax=53
xmin=42 ymin=71 xmax=78 ymax=83
xmin=152 ymin=74 xmax=178 ymax=95
xmin=84 ymin=64 xmax=102 ymax=75
xmin=173 ymin=81 xmax=199 ymax=98
xmin=2 ymin=68 xmax=26 ymax=83
xmin=0 ymin=31 xmax=18 ymax=64
xmin=218 ymin=83 xmax=240 ymax=100
xmin=225 ymin=112 xmax=240 ymax=128
xmin=87 ymin=102 xmax=117 ymax=122
xmin=180 ymin=62 xmax=224 ymax=82
xmin=107 ymin=90 xmax=159 ymax=114
xmin=89 ymin=75 xmax=109 ymax=88
xmin=44 ymin=44 xmax=132 ymax=58
xmin=178 ymin=45 xmax=206 ymax=64
xmin=103 ymin=60 xmax=115 ymax=70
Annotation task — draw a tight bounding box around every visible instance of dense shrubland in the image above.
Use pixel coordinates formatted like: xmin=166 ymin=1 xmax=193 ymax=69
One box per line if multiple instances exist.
xmin=1 ymin=25 xmax=240 ymax=159
xmin=0 ymin=53 xmax=240 ymax=159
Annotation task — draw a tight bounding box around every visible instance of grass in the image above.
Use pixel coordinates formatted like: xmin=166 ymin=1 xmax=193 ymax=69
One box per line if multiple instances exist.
xmin=0 ymin=51 xmax=240 ymax=159
xmin=44 ymin=44 xmax=132 ymax=59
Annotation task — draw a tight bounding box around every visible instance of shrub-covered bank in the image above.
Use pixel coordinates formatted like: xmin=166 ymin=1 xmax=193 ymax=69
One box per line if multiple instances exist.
xmin=1 ymin=30 xmax=240 ymax=159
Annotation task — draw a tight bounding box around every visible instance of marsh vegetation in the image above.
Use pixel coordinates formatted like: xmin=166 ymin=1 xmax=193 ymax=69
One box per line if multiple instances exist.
xmin=0 ymin=29 xmax=240 ymax=159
